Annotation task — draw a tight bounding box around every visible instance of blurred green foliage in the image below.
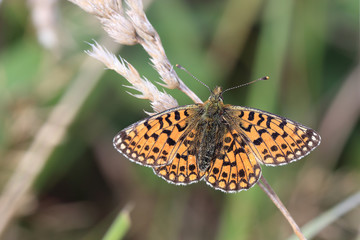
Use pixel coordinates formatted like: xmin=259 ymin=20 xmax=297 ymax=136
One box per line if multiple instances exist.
xmin=0 ymin=0 xmax=359 ymax=239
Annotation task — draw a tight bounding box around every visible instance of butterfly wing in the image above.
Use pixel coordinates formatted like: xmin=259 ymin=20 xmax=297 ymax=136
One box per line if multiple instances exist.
xmin=204 ymin=106 xmax=321 ymax=192
xmin=153 ymin=127 xmax=206 ymax=185
xmin=224 ymin=106 xmax=321 ymax=166
xmin=205 ymin=129 xmax=262 ymax=192
xmin=113 ymin=105 xmax=201 ymax=167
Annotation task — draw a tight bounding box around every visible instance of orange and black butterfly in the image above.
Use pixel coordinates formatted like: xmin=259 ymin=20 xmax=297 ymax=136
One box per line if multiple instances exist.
xmin=113 ymin=85 xmax=321 ymax=193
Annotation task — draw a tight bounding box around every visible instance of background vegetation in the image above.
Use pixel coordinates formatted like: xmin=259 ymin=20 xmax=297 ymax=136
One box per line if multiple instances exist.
xmin=0 ymin=0 xmax=359 ymax=239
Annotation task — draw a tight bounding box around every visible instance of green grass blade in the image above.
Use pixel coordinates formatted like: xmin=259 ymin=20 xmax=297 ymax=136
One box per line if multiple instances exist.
xmin=102 ymin=205 xmax=132 ymax=240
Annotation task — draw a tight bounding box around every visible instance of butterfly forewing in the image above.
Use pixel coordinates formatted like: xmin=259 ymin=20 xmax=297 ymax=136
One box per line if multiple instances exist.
xmin=113 ymin=105 xmax=200 ymax=167
xmin=224 ymin=106 xmax=321 ymax=166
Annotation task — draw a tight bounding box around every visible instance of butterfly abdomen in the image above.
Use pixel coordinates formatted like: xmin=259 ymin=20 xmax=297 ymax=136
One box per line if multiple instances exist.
xmin=196 ymin=103 xmax=227 ymax=172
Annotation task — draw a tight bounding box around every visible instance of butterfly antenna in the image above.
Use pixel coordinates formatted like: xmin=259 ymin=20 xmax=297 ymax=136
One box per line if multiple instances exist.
xmin=176 ymin=64 xmax=212 ymax=93
xmin=222 ymin=76 xmax=269 ymax=94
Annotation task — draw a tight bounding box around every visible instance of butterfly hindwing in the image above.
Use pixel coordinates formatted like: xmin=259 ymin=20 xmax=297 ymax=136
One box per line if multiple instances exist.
xmin=205 ymin=129 xmax=261 ymax=192
xmin=225 ymin=106 xmax=321 ymax=166
xmin=153 ymin=128 xmax=206 ymax=185
xmin=113 ymin=105 xmax=200 ymax=167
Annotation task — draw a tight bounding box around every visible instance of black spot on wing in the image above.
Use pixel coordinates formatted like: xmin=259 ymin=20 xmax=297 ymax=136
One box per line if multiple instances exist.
xmin=222 ymin=161 xmax=236 ymax=167
xmin=248 ymin=111 xmax=255 ymax=121
xmin=234 ymin=148 xmax=246 ymax=154
xmin=253 ymin=138 xmax=263 ymax=145
xmin=279 ymin=120 xmax=287 ymax=130
xmin=239 ymin=169 xmax=245 ymax=177
xmin=164 ymin=114 xmax=172 ymax=125
xmin=189 ymin=164 xmax=195 ymax=171
xmin=155 ymin=116 xmax=164 ymax=129
xmin=176 ymin=123 xmax=188 ymax=132
xmin=240 ymin=123 xmax=252 ymax=132
xmin=151 ymin=133 xmax=159 ymax=141
xmin=167 ymin=138 xmax=176 ymax=146
xmin=257 ymin=114 xmax=265 ymax=125
xmin=258 ymin=129 xmax=267 ymax=135
xmin=162 ymin=129 xmax=171 ymax=136
xmin=238 ymin=111 xmax=244 ymax=118
xmin=270 ymin=145 xmax=278 ymax=151
xmin=144 ymin=133 xmax=149 ymax=140
xmin=144 ymin=120 xmax=151 ymax=130
xmin=266 ymin=116 xmax=274 ymax=128
xmin=271 ymin=132 xmax=280 ymax=140
xmin=174 ymin=111 xmax=180 ymax=121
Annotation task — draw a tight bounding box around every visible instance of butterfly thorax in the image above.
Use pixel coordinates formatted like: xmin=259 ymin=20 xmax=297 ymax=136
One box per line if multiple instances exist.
xmin=195 ymin=86 xmax=228 ymax=171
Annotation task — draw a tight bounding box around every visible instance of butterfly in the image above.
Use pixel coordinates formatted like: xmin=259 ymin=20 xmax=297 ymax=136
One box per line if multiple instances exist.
xmin=113 ymin=86 xmax=321 ymax=193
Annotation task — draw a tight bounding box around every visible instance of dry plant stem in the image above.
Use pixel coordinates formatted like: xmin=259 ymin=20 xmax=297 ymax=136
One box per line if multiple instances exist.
xmin=0 ymin=37 xmax=120 ymax=238
xmin=258 ymin=176 xmax=307 ymax=240
xmin=86 ymin=42 xmax=179 ymax=113
xmin=178 ymin=80 xmax=203 ymax=104
xmin=71 ymin=0 xmax=202 ymax=107
xmin=125 ymin=0 xmax=201 ymax=104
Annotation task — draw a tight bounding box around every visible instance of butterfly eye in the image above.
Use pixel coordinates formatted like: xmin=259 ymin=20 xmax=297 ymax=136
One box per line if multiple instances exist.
xmin=218 ymin=94 xmax=224 ymax=102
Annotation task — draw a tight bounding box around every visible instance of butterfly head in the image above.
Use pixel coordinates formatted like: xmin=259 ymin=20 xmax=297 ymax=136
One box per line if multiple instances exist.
xmin=202 ymin=86 xmax=225 ymax=113
xmin=208 ymin=86 xmax=224 ymax=103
